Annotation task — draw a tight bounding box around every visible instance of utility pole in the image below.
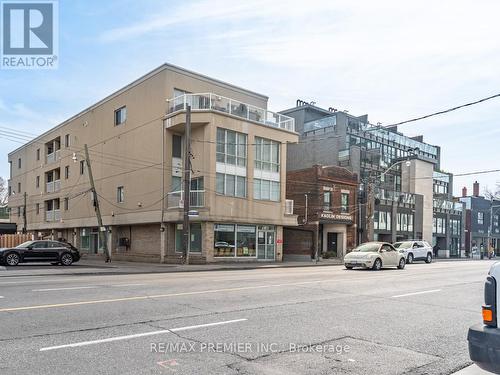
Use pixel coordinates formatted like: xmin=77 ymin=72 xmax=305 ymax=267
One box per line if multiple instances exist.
xmin=365 ymin=175 xmax=374 ymax=243
xmin=22 ymin=192 xmax=27 ymax=234
xmin=84 ymin=144 xmax=111 ymax=262
xmin=182 ymin=105 xmax=192 ymax=265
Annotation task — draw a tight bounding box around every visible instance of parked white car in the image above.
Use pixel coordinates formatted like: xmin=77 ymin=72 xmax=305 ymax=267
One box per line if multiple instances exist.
xmin=468 ymin=262 xmax=500 ymax=373
xmin=344 ymin=242 xmax=406 ymax=271
xmin=393 ymin=240 xmax=433 ymax=264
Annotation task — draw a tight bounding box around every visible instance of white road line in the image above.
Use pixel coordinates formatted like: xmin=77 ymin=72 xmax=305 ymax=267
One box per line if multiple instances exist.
xmin=111 ymin=283 xmax=146 ymax=287
xmin=32 ymin=286 xmax=98 ymax=292
xmin=391 ymin=289 xmax=442 ymax=298
xmin=0 ymin=296 xmax=4 ymax=298
xmin=39 ymin=318 xmax=247 ymax=351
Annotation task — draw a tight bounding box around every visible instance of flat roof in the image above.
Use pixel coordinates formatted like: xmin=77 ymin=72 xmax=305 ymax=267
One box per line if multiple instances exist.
xmin=9 ymin=63 xmax=269 ymax=156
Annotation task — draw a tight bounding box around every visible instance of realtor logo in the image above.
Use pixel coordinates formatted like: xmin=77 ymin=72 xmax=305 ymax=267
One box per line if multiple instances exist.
xmin=1 ymin=0 xmax=58 ymax=69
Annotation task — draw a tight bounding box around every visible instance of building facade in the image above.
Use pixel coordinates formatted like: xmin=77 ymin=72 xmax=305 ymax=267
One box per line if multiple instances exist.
xmin=460 ymin=182 xmax=500 ymax=256
xmin=7 ymin=64 xmax=298 ymax=263
xmin=284 ymin=165 xmax=358 ymax=261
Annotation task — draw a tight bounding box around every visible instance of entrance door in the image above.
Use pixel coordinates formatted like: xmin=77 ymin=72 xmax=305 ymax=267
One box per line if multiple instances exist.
xmin=257 ymin=226 xmax=275 ymax=260
xmin=90 ymin=228 xmax=99 ymax=254
xmin=327 ymin=233 xmax=338 ymax=257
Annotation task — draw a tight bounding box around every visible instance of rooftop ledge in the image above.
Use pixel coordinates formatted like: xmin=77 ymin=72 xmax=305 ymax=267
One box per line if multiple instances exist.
xmin=166 ymin=93 xmax=295 ymax=132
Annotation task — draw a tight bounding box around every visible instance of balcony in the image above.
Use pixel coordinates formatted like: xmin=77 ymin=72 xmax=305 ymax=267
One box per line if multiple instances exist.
xmin=46 ymin=180 xmax=61 ymax=193
xmin=46 ymin=150 xmax=60 ymax=164
xmin=167 ymin=190 xmax=205 ymax=208
xmin=167 ymin=93 xmax=295 ymax=132
xmin=45 ymin=209 xmax=61 ymax=222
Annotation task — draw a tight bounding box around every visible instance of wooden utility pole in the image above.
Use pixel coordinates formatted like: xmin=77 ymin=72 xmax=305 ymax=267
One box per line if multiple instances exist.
xmin=182 ymin=105 xmax=192 ymax=264
xmin=84 ymin=144 xmax=111 ymax=262
xmin=22 ymin=192 xmax=27 ymax=234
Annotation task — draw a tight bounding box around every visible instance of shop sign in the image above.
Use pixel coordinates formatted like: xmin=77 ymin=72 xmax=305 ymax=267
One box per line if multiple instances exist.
xmin=319 ymin=212 xmax=353 ymax=222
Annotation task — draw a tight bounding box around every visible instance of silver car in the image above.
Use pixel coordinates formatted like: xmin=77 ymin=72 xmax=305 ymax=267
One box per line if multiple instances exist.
xmin=393 ymin=240 xmax=433 ymax=264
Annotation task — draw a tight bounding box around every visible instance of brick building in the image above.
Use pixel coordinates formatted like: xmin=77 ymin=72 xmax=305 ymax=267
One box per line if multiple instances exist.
xmin=284 ymin=165 xmax=358 ymax=261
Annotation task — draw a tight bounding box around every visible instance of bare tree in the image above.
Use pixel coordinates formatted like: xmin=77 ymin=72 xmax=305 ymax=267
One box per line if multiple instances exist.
xmin=484 ymin=183 xmax=500 ymax=201
xmin=0 ymin=177 xmax=8 ymax=206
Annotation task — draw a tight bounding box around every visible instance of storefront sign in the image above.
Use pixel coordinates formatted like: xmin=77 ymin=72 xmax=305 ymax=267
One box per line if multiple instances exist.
xmin=319 ymin=212 xmax=353 ymax=222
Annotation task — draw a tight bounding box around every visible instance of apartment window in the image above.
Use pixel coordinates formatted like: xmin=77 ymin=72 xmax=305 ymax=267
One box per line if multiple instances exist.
xmin=36 ymin=148 xmax=40 ymax=161
xmin=64 ymin=165 xmax=69 ymax=179
xmin=216 ymin=173 xmax=246 ymax=198
xmin=253 ymin=179 xmax=280 ymax=201
xmin=8 ymin=186 xmax=11 ymax=196
xmin=216 ymin=128 xmax=247 ymax=166
xmin=478 ymin=212 xmax=484 ymax=225
xmin=17 ymin=207 xmax=21 ymax=217
xmin=323 ymin=191 xmax=331 ymax=211
xmin=36 ymin=176 xmax=40 ymax=189
xmin=79 ymin=160 xmax=85 ymax=175
xmin=65 ymin=134 xmax=70 ymax=148
xmin=64 ymin=198 xmax=69 ymax=211
xmin=114 ymin=106 xmax=127 ymax=126
xmin=18 ymin=158 xmax=21 ymax=169
xmin=36 ymin=203 xmax=40 ymax=215
xmin=341 ymin=193 xmax=349 ymax=213
xmin=172 ymin=134 xmax=182 ymax=158
xmin=17 ymin=182 xmax=21 ymax=193
xmin=494 ymin=215 xmax=499 ymax=227
xmin=117 ymin=186 xmax=124 ymax=203
xmin=254 ymin=137 xmax=280 ymax=172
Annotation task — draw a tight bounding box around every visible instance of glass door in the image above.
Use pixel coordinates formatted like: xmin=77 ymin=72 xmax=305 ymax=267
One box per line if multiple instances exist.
xmin=257 ymin=226 xmax=275 ymax=260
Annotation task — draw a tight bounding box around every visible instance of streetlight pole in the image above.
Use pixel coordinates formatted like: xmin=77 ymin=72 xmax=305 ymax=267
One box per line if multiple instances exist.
xmin=182 ymin=104 xmax=192 ymax=265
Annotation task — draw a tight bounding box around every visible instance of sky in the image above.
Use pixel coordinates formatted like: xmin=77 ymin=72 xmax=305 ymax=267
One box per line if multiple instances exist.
xmin=1 ymin=0 xmax=500 ymax=196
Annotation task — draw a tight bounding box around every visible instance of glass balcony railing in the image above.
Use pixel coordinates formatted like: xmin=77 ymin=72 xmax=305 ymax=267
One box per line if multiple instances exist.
xmin=45 ymin=209 xmax=60 ymax=222
xmin=46 ymin=180 xmax=61 ymax=193
xmin=377 ymin=189 xmax=416 ymax=205
xmin=167 ymin=93 xmax=295 ymax=132
xmin=46 ymin=150 xmax=60 ymax=164
xmin=167 ymin=190 xmax=205 ymax=208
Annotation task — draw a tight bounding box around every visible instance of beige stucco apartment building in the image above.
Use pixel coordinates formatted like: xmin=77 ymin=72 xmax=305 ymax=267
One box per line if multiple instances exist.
xmin=7 ymin=64 xmax=298 ymax=263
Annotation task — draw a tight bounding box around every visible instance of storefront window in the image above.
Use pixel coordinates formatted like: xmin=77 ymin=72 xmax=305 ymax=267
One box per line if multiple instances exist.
xmin=175 ymin=223 xmax=202 ymax=253
xmin=214 ymin=224 xmax=257 ymax=257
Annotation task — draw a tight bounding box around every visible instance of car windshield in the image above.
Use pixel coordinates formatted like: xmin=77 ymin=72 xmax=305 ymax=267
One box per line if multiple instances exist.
xmin=353 ymin=243 xmax=380 ymax=252
xmin=394 ymin=242 xmax=412 ymax=249
xmin=15 ymin=241 xmax=34 ymax=248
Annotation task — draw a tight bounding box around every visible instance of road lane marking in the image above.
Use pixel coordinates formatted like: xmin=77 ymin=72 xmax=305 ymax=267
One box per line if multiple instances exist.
xmin=32 ymin=286 xmax=98 ymax=292
xmin=39 ymin=318 xmax=247 ymax=351
xmin=0 ymin=280 xmax=331 ymax=312
xmin=0 ymin=296 xmax=4 ymax=298
xmin=111 ymin=283 xmax=146 ymax=287
xmin=391 ymin=289 xmax=442 ymax=298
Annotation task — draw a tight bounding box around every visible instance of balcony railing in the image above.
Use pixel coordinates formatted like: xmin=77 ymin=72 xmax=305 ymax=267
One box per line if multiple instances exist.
xmin=45 ymin=209 xmax=61 ymax=222
xmin=167 ymin=93 xmax=295 ymax=132
xmin=46 ymin=150 xmax=60 ymax=164
xmin=46 ymin=180 xmax=61 ymax=193
xmin=167 ymin=190 xmax=205 ymax=208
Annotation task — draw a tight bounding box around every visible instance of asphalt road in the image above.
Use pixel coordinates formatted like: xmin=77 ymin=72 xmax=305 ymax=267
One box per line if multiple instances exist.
xmin=0 ymin=260 xmax=495 ymax=375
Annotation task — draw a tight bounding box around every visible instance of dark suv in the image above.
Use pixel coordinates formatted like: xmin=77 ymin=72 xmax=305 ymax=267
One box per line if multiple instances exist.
xmin=0 ymin=240 xmax=81 ymax=266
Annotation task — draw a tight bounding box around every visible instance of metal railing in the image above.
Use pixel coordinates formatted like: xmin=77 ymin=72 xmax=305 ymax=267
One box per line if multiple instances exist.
xmin=46 ymin=180 xmax=61 ymax=193
xmin=167 ymin=190 xmax=205 ymax=208
xmin=46 ymin=150 xmax=60 ymax=164
xmin=167 ymin=93 xmax=295 ymax=132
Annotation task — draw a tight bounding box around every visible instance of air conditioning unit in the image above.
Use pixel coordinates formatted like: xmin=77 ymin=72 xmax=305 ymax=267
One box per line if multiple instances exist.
xmin=285 ymin=199 xmax=294 ymax=215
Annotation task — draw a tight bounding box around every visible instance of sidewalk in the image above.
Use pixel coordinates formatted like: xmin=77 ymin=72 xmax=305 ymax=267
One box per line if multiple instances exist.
xmin=0 ymin=257 xmax=344 ymax=277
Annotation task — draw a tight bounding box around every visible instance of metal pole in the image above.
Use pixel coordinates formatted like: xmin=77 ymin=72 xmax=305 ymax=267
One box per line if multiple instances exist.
xmin=22 ymin=192 xmax=27 ymax=234
xmin=304 ymin=193 xmax=308 ymax=224
xmin=84 ymin=144 xmax=111 ymax=262
xmin=182 ymin=105 xmax=191 ymax=265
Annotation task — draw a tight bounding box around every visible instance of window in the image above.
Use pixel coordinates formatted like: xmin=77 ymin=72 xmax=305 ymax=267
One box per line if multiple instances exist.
xmin=172 ymin=134 xmax=182 ymax=158
xmin=433 ymin=217 xmax=446 ymax=234
xmin=64 ymin=165 xmax=69 ymax=179
xmin=213 ymin=224 xmax=257 ymax=258
xmin=216 ymin=128 xmax=247 ymax=166
xmin=478 ymin=212 xmax=484 ymax=225
xmin=64 ymin=197 xmax=69 ymax=211
xmin=254 ymin=137 xmax=280 ymax=172
xmin=8 ymin=186 xmax=11 ymax=196
xmin=18 ymin=158 xmax=21 ymax=169
xmin=171 ymin=176 xmax=182 ymax=191
xmin=36 ymin=203 xmax=40 ymax=215
xmin=494 ymin=215 xmax=499 ymax=227
xmin=65 ymin=134 xmax=70 ymax=148
xmin=18 ymin=182 xmax=21 ymax=193
xmin=114 ymin=106 xmax=127 ymax=126
xmin=17 ymin=207 xmax=21 ymax=217
xmin=36 ymin=176 xmax=40 ymax=188
xmin=397 ymin=213 xmax=414 ymax=232
xmin=323 ymin=191 xmax=331 ymax=211
xmin=216 ymin=173 xmax=246 ymax=198
xmin=174 ymin=223 xmax=202 ymax=253
xmin=80 ymin=229 xmax=90 ymax=250
xmin=341 ymin=193 xmax=349 ymax=213
xmin=374 ymin=211 xmax=391 ymax=230
xmin=450 ymin=219 xmax=460 ymax=236
xmin=80 ymin=160 xmax=85 ymax=175
xmin=254 ymin=179 xmax=280 ymax=201
xmin=36 ymin=149 xmax=40 ymax=161
xmin=117 ymin=186 xmax=124 ymax=203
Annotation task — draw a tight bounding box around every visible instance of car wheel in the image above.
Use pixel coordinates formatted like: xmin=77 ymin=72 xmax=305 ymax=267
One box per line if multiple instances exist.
xmin=398 ymin=257 xmax=406 ymax=269
xmin=407 ymin=253 xmax=414 ymax=264
xmin=60 ymin=253 xmax=73 ymax=266
xmin=345 ymin=265 xmax=354 ymax=270
xmin=372 ymin=258 xmax=382 ymax=271
xmin=425 ymin=253 xmax=432 ymax=263
xmin=5 ymin=252 xmax=20 ymax=266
